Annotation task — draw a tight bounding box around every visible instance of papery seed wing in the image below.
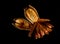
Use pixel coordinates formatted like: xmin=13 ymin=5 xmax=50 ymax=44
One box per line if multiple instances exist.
xmin=12 ymin=18 xmax=32 ymax=31
xmin=24 ymin=5 xmax=39 ymax=24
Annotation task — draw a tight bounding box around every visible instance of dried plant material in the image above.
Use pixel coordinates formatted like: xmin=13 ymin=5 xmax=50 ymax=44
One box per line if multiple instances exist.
xmin=12 ymin=5 xmax=54 ymax=39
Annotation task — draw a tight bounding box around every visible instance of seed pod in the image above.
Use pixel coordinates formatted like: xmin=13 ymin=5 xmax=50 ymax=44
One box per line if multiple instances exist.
xmin=24 ymin=5 xmax=39 ymax=24
xmin=12 ymin=18 xmax=30 ymax=30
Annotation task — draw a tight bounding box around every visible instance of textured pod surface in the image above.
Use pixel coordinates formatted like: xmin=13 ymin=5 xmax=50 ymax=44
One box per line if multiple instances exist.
xmin=12 ymin=18 xmax=31 ymax=30
xmin=24 ymin=5 xmax=39 ymax=24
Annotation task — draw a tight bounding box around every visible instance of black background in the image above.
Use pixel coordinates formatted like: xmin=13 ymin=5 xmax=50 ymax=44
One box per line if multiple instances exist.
xmin=0 ymin=0 xmax=60 ymax=44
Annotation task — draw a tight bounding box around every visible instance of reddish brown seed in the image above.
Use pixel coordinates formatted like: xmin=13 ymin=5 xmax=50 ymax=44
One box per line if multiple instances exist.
xmin=37 ymin=33 xmax=41 ymax=38
xmin=40 ymin=30 xmax=45 ymax=37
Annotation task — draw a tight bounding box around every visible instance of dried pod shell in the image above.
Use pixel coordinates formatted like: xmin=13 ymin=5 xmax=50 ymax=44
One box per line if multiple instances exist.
xmin=12 ymin=18 xmax=30 ymax=30
xmin=24 ymin=5 xmax=39 ymax=24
